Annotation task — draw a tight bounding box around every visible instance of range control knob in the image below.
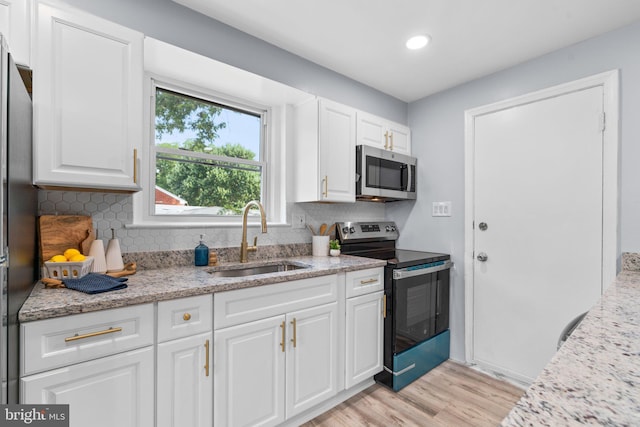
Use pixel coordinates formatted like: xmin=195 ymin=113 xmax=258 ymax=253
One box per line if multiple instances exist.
xmin=341 ymin=226 xmax=349 ymax=234
xmin=391 ymin=226 xmax=397 ymax=232
xmin=349 ymin=227 xmax=356 ymax=234
xmin=385 ymin=226 xmax=391 ymax=232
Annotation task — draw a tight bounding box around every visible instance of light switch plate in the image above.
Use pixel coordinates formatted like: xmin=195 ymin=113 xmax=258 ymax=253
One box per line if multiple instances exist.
xmin=292 ymin=214 xmax=306 ymax=229
xmin=432 ymin=201 xmax=452 ymax=217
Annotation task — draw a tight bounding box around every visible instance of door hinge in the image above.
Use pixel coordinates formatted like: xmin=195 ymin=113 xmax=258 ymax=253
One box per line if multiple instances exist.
xmin=599 ymin=112 xmax=606 ymax=132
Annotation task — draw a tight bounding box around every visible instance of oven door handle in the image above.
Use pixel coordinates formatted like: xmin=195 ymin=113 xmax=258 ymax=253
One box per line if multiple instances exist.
xmin=393 ymin=260 xmax=453 ymax=280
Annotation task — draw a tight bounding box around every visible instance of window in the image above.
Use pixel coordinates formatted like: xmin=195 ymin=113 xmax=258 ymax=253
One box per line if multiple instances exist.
xmin=152 ymin=85 xmax=266 ymax=217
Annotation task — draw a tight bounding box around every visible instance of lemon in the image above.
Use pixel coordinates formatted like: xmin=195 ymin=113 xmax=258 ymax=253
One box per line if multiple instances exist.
xmin=68 ymin=254 xmax=86 ymax=262
xmin=63 ymin=248 xmax=81 ymax=260
xmin=50 ymin=255 xmax=67 ymax=262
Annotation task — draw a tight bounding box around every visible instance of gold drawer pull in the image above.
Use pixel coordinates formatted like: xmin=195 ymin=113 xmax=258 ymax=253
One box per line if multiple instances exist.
xmin=384 ymin=131 xmax=389 ymax=150
xmin=322 ymin=176 xmax=328 ymax=198
xmin=280 ymin=321 xmax=286 ymax=352
xmin=389 ymin=132 xmax=394 ymax=151
xmin=183 ymin=313 xmax=191 ymax=321
xmin=133 ymin=149 xmax=138 ymax=184
xmin=290 ymin=318 xmax=297 ymax=348
xmin=65 ymin=327 xmax=122 ymax=342
xmin=383 ymin=294 xmax=387 ymax=319
xmin=360 ymin=278 xmax=378 ymax=285
xmin=204 ymin=339 xmax=210 ymax=377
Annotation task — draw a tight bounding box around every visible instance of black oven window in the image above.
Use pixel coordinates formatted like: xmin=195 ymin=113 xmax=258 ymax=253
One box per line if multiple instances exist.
xmin=365 ymin=156 xmax=408 ymax=191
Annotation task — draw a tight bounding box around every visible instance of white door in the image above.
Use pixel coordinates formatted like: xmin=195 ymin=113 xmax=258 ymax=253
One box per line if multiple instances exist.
xmin=285 ymin=302 xmax=338 ymax=418
xmin=21 ymin=347 xmax=153 ymax=427
xmin=345 ymin=291 xmax=384 ymax=389
xmin=214 ymin=315 xmax=285 ymax=427
xmin=319 ymin=99 xmax=356 ymax=202
xmin=471 ymin=85 xmax=605 ymax=383
xmin=157 ymin=332 xmax=212 ymax=427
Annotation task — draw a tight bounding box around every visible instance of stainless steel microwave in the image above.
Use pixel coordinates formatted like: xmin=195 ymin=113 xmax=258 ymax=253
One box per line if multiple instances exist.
xmin=356 ymin=145 xmax=417 ymax=201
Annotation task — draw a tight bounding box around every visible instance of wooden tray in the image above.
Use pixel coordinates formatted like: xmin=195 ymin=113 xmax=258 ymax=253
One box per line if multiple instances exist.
xmin=39 ymin=215 xmax=94 ymax=262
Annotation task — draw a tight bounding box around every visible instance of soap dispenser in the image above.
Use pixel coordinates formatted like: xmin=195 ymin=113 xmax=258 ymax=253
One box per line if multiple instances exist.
xmin=195 ymin=234 xmax=209 ymax=266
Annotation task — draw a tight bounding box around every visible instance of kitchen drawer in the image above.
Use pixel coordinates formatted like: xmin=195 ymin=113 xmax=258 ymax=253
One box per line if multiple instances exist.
xmin=21 ymin=304 xmax=153 ymax=376
xmin=345 ymin=267 xmax=384 ymax=298
xmin=214 ymin=274 xmax=338 ymax=329
xmin=157 ymin=294 xmax=212 ymax=343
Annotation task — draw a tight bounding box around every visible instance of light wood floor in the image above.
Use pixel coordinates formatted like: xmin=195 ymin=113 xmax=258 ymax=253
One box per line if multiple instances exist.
xmin=303 ymin=361 xmax=524 ymax=427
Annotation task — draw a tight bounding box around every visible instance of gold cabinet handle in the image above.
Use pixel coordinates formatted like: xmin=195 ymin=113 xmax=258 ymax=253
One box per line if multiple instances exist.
xmin=389 ymin=132 xmax=394 ymax=151
xmin=183 ymin=313 xmax=191 ymax=321
xmin=360 ymin=278 xmax=378 ymax=285
xmin=204 ymin=339 xmax=210 ymax=377
xmin=280 ymin=321 xmax=286 ymax=352
xmin=133 ymin=148 xmax=138 ymax=184
xmin=322 ymin=175 xmax=328 ymax=198
xmin=383 ymin=294 xmax=387 ymax=319
xmin=65 ymin=327 xmax=122 ymax=342
xmin=290 ymin=318 xmax=297 ymax=348
xmin=384 ymin=131 xmax=389 ymax=150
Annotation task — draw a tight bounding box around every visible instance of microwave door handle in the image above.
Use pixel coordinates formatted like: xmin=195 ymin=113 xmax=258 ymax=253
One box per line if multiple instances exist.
xmin=405 ymin=164 xmax=411 ymax=191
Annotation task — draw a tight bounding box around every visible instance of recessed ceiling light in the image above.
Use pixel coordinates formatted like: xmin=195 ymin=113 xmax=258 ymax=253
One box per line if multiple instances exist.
xmin=406 ymin=34 xmax=431 ymax=50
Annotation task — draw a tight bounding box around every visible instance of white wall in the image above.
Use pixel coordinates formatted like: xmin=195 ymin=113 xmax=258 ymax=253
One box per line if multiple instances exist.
xmin=391 ymin=20 xmax=640 ymax=361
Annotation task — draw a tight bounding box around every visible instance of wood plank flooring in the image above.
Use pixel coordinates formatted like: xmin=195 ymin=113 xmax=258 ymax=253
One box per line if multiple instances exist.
xmin=303 ymin=361 xmax=524 ymax=427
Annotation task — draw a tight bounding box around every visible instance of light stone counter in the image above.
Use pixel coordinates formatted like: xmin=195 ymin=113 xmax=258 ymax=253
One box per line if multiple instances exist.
xmin=20 ymin=255 xmax=386 ymax=323
xmin=501 ymin=266 xmax=640 ymax=426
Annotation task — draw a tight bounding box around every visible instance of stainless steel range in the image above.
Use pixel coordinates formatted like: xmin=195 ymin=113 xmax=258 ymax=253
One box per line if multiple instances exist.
xmin=336 ymin=221 xmax=452 ymax=391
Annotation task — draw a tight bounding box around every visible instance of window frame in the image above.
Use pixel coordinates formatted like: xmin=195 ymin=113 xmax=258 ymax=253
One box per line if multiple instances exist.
xmin=132 ymin=74 xmax=286 ymax=228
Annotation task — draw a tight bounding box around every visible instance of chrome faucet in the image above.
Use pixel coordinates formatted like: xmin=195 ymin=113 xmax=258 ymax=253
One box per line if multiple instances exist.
xmin=240 ymin=200 xmax=268 ymax=263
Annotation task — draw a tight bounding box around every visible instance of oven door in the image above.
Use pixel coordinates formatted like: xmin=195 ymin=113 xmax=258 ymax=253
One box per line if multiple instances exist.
xmin=356 ymin=145 xmax=416 ymax=200
xmin=391 ymin=261 xmax=451 ymax=354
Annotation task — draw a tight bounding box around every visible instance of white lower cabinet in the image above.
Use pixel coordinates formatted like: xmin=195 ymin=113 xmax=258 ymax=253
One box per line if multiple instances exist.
xmin=157 ymin=332 xmax=213 ymax=427
xmin=214 ymin=315 xmax=286 ymax=427
xmin=345 ymin=267 xmax=384 ymax=389
xmin=345 ymin=291 xmax=384 ymax=388
xmin=157 ymin=295 xmax=213 ymax=427
xmin=214 ymin=275 xmax=340 ymax=427
xmin=285 ymin=302 xmax=339 ymax=418
xmin=21 ymin=347 xmax=154 ymax=427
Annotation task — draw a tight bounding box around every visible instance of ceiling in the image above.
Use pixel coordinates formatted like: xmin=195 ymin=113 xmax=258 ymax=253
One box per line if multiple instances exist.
xmin=174 ymin=0 xmax=640 ymax=102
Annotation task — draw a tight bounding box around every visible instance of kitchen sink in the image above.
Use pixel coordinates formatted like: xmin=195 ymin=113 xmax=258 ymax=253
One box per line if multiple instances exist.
xmin=208 ymin=262 xmax=309 ymax=278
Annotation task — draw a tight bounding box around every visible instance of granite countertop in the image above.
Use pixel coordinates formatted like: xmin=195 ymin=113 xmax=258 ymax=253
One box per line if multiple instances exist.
xmin=501 ymin=269 xmax=640 ymax=426
xmin=20 ymin=255 xmax=386 ymax=323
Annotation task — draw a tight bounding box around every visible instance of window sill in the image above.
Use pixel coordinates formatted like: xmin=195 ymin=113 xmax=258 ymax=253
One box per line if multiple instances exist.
xmin=124 ymin=220 xmax=292 ymax=229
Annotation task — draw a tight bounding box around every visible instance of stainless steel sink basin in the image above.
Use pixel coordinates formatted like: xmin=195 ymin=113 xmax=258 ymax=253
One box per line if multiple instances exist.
xmin=208 ymin=262 xmax=309 ymax=278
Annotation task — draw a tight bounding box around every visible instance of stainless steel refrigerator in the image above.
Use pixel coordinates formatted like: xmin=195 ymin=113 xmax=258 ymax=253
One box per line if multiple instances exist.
xmin=0 ymin=35 xmax=38 ymax=404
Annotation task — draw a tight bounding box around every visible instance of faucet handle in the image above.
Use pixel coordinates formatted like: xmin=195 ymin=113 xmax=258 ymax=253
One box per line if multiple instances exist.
xmin=252 ymin=236 xmax=258 ymax=247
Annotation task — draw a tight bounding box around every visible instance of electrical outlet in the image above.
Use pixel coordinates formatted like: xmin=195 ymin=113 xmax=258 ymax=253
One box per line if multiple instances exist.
xmin=292 ymin=214 xmax=306 ymax=229
xmin=432 ymin=201 xmax=452 ymax=217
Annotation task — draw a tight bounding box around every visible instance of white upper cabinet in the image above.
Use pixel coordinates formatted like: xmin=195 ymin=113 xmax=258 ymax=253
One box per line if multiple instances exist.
xmin=357 ymin=111 xmax=411 ymax=155
xmin=292 ymin=98 xmax=356 ymax=202
xmin=0 ymin=0 xmax=31 ymax=67
xmin=32 ymin=1 xmax=143 ymax=191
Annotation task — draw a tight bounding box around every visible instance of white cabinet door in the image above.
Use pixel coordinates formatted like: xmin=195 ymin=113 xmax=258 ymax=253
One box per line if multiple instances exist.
xmin=157 ymin=332 xmax=212 ymax=427
xmin=356 ymin=111 xmax=412 ymax=155
xmin=357 ymin=111 xmax=387 ymax=150
xmin=21 ymin=347 xmax=153 ymax=427
xmin=292 ymin=98 xmax=356 ymax=203
xmin=318 ymin=99 xmax=356 ymax=202
xmin=214 ymin=315 xmax=286 ymax=427
xmin=345 ymin=291 xmax=384 ymax=389
xmin=33 ymin=2 xmax=143 ymax=191
xmin=285 ymin=302 xmax=339 ymax=418
xmin=387 ymin=122 xmax=411 ymax=154
xmin=0 ymin=0 xmax=30 ymax=66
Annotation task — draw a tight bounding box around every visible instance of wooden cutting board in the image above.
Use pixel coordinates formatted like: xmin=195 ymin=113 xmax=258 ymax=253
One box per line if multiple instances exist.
xmin=39 ymin=215 xmax=94 ymax=262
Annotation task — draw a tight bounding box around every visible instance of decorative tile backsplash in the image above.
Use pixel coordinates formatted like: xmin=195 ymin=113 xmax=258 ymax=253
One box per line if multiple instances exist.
xmin=38 ymin=190 xmax=385 ymax=253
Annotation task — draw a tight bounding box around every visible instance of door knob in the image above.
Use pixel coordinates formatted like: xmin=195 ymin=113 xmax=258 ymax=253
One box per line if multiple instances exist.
xmin=479 ymin=222 xmax=488 ymax=231
xmin=477 ymin=252 xmax=488 ymax=262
